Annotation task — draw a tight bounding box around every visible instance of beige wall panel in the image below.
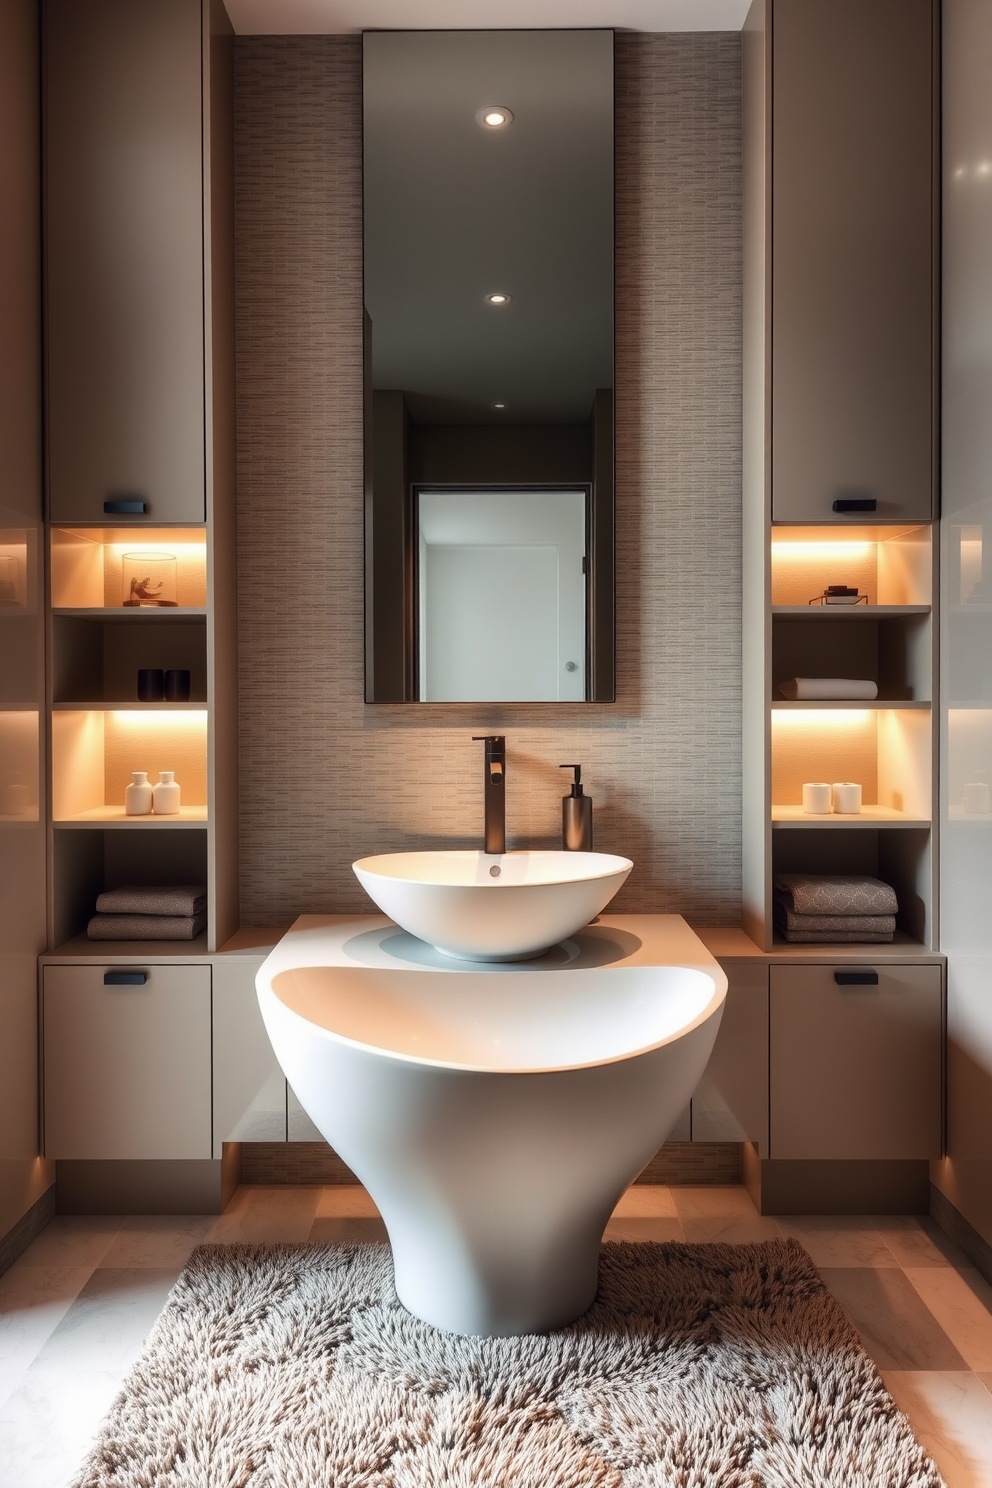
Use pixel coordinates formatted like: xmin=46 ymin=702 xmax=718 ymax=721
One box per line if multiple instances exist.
xmin=234 ymin=35 xmax=743 ymax=927
xmin=45 ymin=0 xmax=206 ymax=523
xmin=43 ymin=964 xmax=212 ymax=1160
xmin=769 ymin=963 xmax=942 ymax=1160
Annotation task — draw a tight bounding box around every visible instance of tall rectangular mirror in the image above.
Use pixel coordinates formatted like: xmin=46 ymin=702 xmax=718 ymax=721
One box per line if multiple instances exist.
xmin=363 ymin=30 xmax=615 ymax=703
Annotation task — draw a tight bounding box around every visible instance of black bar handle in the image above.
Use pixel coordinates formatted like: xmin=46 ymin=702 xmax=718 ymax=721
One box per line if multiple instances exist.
xmin=832 ymin=497 xmax=876 ymax=513
xmin=104 ymin=971 xmax=147 ymax=986
xmin=834 ymin=969 xmax=879 ymax=986
xmin=104 ymin=499 xmax=147 ymax=515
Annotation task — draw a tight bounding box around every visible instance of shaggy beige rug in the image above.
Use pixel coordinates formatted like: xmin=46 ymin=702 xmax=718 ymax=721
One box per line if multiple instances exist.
xmin=72 ymin=1239 xmax=943 ymax=1487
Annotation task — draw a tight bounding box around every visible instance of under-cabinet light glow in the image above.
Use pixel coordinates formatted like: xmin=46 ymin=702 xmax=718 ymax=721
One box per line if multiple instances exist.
xmin=771 ymin=541 xmax=874 ymax=560
xmin=772 ymin=709 xmax=873 ymax=730
xmin=111 ymin=710 xmax=207 ymax=729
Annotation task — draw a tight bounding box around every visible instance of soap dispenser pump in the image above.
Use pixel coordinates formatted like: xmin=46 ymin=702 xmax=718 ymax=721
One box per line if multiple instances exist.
xmin=559 ymin=764 xmax=593 ymax=851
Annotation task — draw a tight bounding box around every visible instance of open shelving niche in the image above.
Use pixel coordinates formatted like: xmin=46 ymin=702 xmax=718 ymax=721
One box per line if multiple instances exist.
xmin=744 ymin=524 xmax=938 ymax=952
xmin=47 ymin=526 xmax=236 ymax=953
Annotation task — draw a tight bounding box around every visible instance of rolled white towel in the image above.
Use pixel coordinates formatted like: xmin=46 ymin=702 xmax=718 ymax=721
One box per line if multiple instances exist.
xmin=779 ymin=677 xmax=879 ymax=701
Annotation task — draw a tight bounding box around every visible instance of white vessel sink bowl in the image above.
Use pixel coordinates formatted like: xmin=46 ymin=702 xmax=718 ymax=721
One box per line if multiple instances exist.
xmin=352 ymin=848 xmax=633 ymax=961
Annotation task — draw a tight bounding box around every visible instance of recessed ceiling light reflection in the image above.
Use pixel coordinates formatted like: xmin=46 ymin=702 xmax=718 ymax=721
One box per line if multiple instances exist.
xmin=477 ymin=106 xmax=513 ymax=129
xmin=485 ymin=293 xmax=511 ymax=307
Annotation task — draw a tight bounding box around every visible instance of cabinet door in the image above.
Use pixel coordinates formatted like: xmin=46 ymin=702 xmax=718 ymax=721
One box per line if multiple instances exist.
xmin=692 ymin=961 xmax=769 ymax=1154
xmin=771 ymin=0 xmax=935 ymax=522
xmin=44 ymin=964 xmax=211 ymax=1159
xmin=45 ymin=0 xmax=206 ymax=523
xmin=769 ymin=963 xmax=942 ymax=1160
xmin=212 ymin=957 xmax=286 ymax=1153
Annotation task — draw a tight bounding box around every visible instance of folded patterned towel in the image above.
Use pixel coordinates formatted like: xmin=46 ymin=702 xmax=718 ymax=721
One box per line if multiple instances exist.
xmin=95 ymin=885 xmax=207 ymax=918
xmin=773 ymin=902 xmax=896 ymax=935
xmin=773 ymin=874 xmax=898 ymax=917
xmin=87 ymin=912 xmax=207 ymax=941
xmin=779 ymin=677 xmax=878 ymax=700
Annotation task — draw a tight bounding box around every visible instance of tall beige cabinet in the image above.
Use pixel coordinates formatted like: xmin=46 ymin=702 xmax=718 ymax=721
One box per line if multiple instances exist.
xmin=739 ymin=0 xmax=944 ymax=1195
xmin=0 ymin=0 xmax=55 ymax=1246
xmin=43 ymin=0 xmax=238 ymax=957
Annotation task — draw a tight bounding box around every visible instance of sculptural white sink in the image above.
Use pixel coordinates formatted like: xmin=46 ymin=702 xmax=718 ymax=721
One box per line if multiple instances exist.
xmin=352 ymin=848 xmax=633 ymax=961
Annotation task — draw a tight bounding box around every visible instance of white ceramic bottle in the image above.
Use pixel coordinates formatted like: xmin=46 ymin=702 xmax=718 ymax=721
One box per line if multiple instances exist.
xmin=124 ymin=771 xmax=153 ymax=815
xmin=153 ymin=771 xmax=181 ymax=815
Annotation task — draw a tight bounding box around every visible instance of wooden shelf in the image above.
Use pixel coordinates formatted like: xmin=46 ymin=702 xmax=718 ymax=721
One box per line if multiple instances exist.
xmin=54 ymin=806 xmax=208 ymax=827
xmin=52 ymin=701 xmax=206 ymax=712
xmin=42 ymin=933 xmax=209 ymax=961
xmin=52 ymin=606 xmax=207 ymax=620
xmin=772 ymin=700 xmax=929 ymax=711
xmin=772 ymin=805 xmax=930 ymax=828
xmin=772 ymin=605 xmax=931 ymax=618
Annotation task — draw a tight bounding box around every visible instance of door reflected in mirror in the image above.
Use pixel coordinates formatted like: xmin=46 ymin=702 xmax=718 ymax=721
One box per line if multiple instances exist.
xmin=417 ymin=489 xmax=587 ymax=702
xmin=363 ymin=30 xmax=615 ymax=703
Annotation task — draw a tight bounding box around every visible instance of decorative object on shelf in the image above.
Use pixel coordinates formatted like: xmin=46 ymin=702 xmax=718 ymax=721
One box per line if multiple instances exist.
xmin=86 ymin=883 xmax=207 ymax=940
xmin=124 ymin=770 xmax=153 ymax=815
xmin=164 ymin=668 xmax=191 ymax=702
xmin=831 ymin=781 xmax=862 ymax=815
xmin=559 ymin=764 xmax=593 ymax=850
xmin=121 ymin=551 xmax=178 ymax=607
xmin=779 ymin=678 xmax=878 ymax=700
xmin=152 ymin=771 xmax=181 ymax=815
xmin=137 ymin=668 xmax=165 ymax=702
xmin=773 ymin=874 xmax=898 ymax=944
xmin=963 ymin=781 xmax=991 ymax=814
xmin=801 ymin=782 xmax=832 ymax=815
xmin=809 ymin=585 xmax=868 ymax=606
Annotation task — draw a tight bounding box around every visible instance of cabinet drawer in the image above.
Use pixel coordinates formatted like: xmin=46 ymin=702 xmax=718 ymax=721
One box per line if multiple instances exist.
xmin=692 ymin=961 xmax=769 ymax=1154
xmin=43 ymin=963 xmax=211 ymax=1159
xmin=769 ymin=963 xmax=942 ymax=1160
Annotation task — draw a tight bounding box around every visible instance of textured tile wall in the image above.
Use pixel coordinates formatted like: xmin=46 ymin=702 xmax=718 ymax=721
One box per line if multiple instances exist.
xmin=234 ymin=33 xmax=743 ymax=927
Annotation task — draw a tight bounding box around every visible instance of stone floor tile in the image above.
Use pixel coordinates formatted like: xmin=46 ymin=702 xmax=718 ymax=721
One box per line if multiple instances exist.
xmin=309 ymin=1216 xmax=390 ymax=1245
xmin=316 ymin=1186 xmax=382 ymax=1219
xmin=874 ymin=1214 xmax=970 ymax=1270
xmin=775 ymin=1215 xmax=898 ymax=1267
xmin=612 ymin=1186 xmax=678 ymax=1219
xmin=821 ymin=1267 xmax=967 ymax=1371
xmin=0 ymin=1364 xmax=125 ymax=1488
xmin=670 ymin=1186 xmax=761 ymax=1221
xmin=883 ymin=1370 xmax=992 ymax=1488
xmin=904 ymin=1266 xmax=992 ymax=1372
xmin=205 ymin=1185 xmax=320 ymax=1244
xmin=0 ymin=1267 xmax=95 ymax=1376
xmin=99 ymin=1215 xmax=214 ymax=1270
xmin=10 ymin=1218 xmax=121 ymax=1271
xmin=31 ymin=1268 xmax=178 ymax=1374
xmin=603 ymin=1217 xmax=685 ymax=1243
xmin=681 ymin=1215 xmax=783 ymax=1245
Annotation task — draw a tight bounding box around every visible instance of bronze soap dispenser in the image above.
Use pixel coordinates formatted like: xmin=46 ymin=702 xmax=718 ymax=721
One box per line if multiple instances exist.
xmin=559 ymin=764 xmax=593 ymax=851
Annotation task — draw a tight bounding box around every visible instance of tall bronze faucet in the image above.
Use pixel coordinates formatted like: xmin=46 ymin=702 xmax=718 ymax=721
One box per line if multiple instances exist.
xmin=472 ymin=735 xmax=505 ymax=854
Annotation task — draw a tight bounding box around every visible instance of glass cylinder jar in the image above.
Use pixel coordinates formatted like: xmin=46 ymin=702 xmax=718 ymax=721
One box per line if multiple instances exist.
xmin=121 ymin=552 xmax=178 ymax=607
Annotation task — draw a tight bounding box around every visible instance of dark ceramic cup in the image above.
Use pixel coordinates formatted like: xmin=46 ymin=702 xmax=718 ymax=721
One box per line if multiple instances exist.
xmin=137 ymin=668 xmax=165 ymax=702
xmin=164 ymin=668 xmax=191 ymax=702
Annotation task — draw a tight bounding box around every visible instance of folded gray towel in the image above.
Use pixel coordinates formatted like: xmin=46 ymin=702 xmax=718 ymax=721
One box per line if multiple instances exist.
xmin=87 ymin=912 xmax=207 ymax=941
xmin=95 ymin=885 xmax=207 ymax=918
xmin=773 ymin=874 xmax=898 ymax=917
xmin=773 ymin=901 xmax=896 ymax=935
xmin=776 ymin=928 xmax=895 ymax=944
xmin=779 ymin=677 xmax=878 ymax=700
